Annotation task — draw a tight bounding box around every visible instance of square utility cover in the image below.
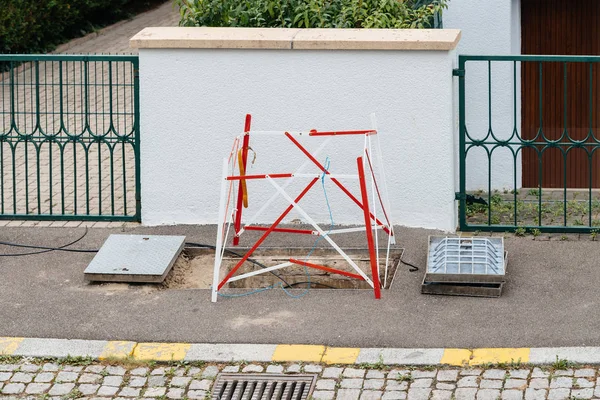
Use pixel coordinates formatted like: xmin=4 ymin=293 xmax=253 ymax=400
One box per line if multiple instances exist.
xmin=84 ymin=235 xmax=186 ymax=283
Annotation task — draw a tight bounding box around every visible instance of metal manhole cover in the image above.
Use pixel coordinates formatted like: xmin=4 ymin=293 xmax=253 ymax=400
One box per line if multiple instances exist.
xmin=212 ymin=374 xmax=317 ymax=400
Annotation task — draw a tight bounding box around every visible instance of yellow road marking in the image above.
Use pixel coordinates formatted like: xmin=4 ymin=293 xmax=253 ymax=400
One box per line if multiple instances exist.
xmin=272 ymin=345 xmax=326 ymax=363
xmin=132 ymin=342 xmax=191 ymax=361
xmin=0 ymin=337 xmax=23 ymax=355
xmin=470 ymin=348 xmax=530 ymax=365
xmin=99 ymin=341 xmax=137 ymax=360
xmin=440 ymin=349 xmax=472 ymax=366
xmin=322 ymin=347 xmax=360 ymax=364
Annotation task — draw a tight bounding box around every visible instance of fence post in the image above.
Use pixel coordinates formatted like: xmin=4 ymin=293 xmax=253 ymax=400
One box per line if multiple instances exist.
xmin=456 ymin=56 xmax=467 ymax=231
xmin=133 ymin=58 xmax=142 ymax=221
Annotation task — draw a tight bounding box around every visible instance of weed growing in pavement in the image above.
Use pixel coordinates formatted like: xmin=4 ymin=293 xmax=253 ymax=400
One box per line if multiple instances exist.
xmin=0 ymin=355 xmax=22 ymax=364
xmin=552 ymin=356 xmax=575 ymax=370
xmin=65 ymin=388 xmax=83 ymax=399
xmin=476 ymin=359 xmax=530 ymax=370
xmin=397 ymin=373 xmax=414 ymax=382
xmin=58 ymin=355 xmax=94 ymax=366
xmin=99 ymin=355 xmax=156 ymax=369
xmin=591 ymin=229 xmax=598 ymax=241
xmin=497 ymin=358 xmax=524 ymax=369
xmin=531 ymin=228 xmax=541 ymax=238
xmin=515 ymin=227 xmax=526 ymax=237
xmin=560 ymin=235 xmax=568 ymax=241
xmin=358 ymin=355 xmax=388 ymax=370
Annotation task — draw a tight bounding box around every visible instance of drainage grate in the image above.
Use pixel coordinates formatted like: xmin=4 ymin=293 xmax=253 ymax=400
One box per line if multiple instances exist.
xmin=212 ymin=374 xmax=317 ymax=400
xmin=422 ymin=236 xmax=507 ymax=298
xmin=427 ymin=236 xmax=505 ymax=275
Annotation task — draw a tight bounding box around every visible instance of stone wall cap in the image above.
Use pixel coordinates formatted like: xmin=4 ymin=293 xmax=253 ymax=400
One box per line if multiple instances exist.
xmin=130 ymin=27 xmax=461 ymax=51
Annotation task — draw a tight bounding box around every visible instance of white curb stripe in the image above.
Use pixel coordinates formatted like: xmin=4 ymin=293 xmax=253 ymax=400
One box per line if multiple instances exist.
xmin=13 ymin=338 xmax=108 ymax=358
xmin=356 ymin=348 xmax=445 ymax=365
xmin=529 ymin=347 xmax=600 ymax=364
xmin=184 ymin=344 xmax=277 ymax=362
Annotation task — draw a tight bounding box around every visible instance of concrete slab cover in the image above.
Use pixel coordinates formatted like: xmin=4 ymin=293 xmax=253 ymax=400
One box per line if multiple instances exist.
xmin=84 ymin=234 xmax=185 ymax=283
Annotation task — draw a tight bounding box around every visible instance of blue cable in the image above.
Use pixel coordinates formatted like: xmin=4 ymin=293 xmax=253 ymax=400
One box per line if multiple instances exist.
xmin=218 ymin=157 xmax=335 ymax=299
xmin=280 ymin=157 xmax=334 ymax=298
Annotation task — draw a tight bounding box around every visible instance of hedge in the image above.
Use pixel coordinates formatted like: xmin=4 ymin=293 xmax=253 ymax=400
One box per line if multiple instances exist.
xmin=0 ymin=0 xmax=162 ymax=54
xmin=175 ymin=0 xmax=447 ymax=29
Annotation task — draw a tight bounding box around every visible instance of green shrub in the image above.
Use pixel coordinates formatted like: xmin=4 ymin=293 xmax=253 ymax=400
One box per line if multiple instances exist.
xmin=0 ymin=0 xmax=161 ymax=54
xmin=176 ymin=0 xmax=448 ymax=29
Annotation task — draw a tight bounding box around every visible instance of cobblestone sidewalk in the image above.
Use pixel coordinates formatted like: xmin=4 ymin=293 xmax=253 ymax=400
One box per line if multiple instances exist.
xmin=1 ymin=358 xmax=599 ymax=400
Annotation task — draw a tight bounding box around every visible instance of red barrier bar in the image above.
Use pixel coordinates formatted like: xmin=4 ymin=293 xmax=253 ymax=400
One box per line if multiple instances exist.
xmin=233 ymin=115 xmax=252 ymax=246
xmin=285 ymin=132 xmax=393 ymax=237
xmin=309 ymin=129 xmax=377 ymax=137
xmin=245 ymin=226 xmax=315 ymax=235
xmin=218 ymin=178 xmax=319 ymax=290
xmin=226 ymin=173 xmax=293 ymax=181
xmin=289 ymin=258 xmax=366 ymax=280
xmin=357 ymin=156 xmax=381 ymax=299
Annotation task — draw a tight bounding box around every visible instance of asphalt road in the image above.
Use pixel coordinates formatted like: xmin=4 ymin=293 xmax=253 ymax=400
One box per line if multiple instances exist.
xmin=1 ymin=225 xmax=598 ymax=348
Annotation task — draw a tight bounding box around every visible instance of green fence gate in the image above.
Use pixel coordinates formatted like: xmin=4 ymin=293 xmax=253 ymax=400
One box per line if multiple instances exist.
xmin=0 ymin=55 xmax=140 ymax=221
xmin=457 ymin=54 xmax=600 ymax=233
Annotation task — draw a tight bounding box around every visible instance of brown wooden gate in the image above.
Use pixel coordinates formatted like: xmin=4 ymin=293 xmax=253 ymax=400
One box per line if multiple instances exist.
xmin=521 ymin=0 xmax=600 ymax=188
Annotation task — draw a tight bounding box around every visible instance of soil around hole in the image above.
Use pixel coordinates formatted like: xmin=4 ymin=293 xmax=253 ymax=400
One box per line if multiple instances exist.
xmin=160 ymin=248 xmax=402 ymax=291
xmin=159 ymin=251 xmax=213 ymax=289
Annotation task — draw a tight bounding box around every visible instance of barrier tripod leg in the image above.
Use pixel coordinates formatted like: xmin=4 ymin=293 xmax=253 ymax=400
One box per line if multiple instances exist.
xmin=233 ymin=114 xmax=252 ymax=246
xmin=211 ymin=158 xmax=230 ymax=303
xmin=357 ymin=156 xmax=381 ymax=299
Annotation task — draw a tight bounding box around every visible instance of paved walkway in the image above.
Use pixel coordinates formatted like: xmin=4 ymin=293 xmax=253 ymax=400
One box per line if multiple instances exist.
xmin=0 ymin=2 xmax=177 ymax=220
xmin=1 ymin=359 xmax=599 ymax=400
xmin=56 ymin=1 xmax=179 ymax=54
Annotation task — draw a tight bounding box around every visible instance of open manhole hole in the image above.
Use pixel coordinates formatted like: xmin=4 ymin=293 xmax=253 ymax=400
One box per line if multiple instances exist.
xmin=212 ymin=374 xmax=317 ymax=400
xmin=165 ymin=247 xmax=404 ymax=290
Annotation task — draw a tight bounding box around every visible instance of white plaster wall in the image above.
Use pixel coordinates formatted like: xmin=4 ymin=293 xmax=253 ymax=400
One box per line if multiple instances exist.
xmin=445 ymin=0 xmax=522 ymax=191
xmin=139 ymin=48 xmax=457 ymax=231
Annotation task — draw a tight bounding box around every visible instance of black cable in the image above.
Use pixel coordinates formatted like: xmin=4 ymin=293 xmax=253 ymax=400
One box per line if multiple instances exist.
xmin=184 ymin=242 xmax=293 ymax=288
xmin=400 ymin=254 xmax=419 ymax=272
xmin=286 ymin=281 xmax=337 ymax=289
xmin=0 ymin=228 xmax=97 ymax=257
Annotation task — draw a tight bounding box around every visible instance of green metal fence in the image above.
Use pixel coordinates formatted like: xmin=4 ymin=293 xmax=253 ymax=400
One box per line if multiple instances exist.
xmin=0 ymin=54 xmax=140 ymax=221
xmin=456 ymin=54 xmax=600 ymax=233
